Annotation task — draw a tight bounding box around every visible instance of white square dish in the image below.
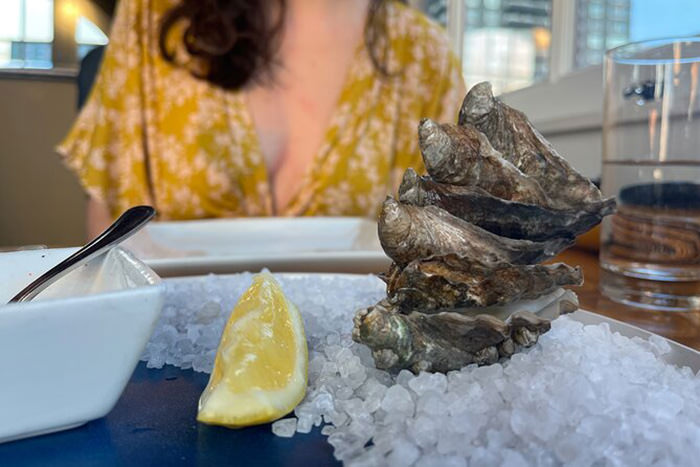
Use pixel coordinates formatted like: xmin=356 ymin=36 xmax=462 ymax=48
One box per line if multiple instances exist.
xmin=123 ymin=217 xmax=390 ymax=277
xmin=0 ymin=247 xmax=164 ymax=443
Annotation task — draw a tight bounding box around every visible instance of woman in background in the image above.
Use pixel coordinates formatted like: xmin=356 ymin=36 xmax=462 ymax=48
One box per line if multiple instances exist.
xmin=59 ymin=0 xmax=465 ymax=237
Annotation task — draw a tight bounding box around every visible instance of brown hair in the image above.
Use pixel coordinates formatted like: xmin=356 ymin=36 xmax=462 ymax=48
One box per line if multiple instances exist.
xmin=159 ymin=0 xmax=402 ymax=90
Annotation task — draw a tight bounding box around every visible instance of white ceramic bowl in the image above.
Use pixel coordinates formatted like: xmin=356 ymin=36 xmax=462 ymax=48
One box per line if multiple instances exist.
xmin=0 ymin=247 xmax=163 ymax=443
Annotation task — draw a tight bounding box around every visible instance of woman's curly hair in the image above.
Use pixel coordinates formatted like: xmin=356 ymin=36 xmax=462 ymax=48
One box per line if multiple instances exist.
xmin=159 ymin=0 xmax=402 ymax=90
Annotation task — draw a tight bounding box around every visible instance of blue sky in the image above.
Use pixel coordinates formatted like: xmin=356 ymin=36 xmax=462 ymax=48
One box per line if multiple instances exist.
xmin=630 ymin=0 xmax=700 ymax=41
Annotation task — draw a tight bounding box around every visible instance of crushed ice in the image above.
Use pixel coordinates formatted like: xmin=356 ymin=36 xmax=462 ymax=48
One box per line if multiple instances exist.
xmin=142 ymin=273 xmax=700 ymax=466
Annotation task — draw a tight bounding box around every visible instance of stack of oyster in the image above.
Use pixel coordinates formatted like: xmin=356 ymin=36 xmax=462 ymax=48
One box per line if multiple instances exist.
xmin=353 ymin=82 xmax=616 ymax=373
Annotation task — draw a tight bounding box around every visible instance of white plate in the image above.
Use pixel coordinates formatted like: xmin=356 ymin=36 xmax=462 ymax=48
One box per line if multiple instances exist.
xmin=125 ymin=217 xmax=391 ymax=277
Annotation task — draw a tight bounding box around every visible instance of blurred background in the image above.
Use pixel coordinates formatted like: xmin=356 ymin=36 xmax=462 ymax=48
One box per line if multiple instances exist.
xmin=1 ymin=0 xmax=699 ymax=248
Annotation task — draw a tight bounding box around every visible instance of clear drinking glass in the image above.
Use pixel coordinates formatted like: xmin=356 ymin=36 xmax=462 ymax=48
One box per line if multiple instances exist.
xmin=601 ymin=37 xmax=700 ymax=311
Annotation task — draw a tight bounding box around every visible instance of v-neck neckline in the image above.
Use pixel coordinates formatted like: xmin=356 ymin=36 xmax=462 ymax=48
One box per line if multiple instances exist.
xmin=233 ymin=39 xmax=368 ymax=216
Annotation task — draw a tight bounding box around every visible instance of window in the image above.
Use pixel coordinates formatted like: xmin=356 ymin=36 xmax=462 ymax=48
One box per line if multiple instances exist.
xmin=417 ymin=0 xmax=552 ymax=95
xmin=575 ymin=0 xmax=700 ymax=69
xmin=0 ymin=0 xmax=110 ymax=70
xmin=415 ymin=0 xmax=700 ymax=95
xmin=0 ymin=0 xmax=54 ymax=69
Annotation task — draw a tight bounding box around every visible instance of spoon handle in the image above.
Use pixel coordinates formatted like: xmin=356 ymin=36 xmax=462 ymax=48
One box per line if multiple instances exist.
xmin=8 ymin=205 xmax=156 ymax=304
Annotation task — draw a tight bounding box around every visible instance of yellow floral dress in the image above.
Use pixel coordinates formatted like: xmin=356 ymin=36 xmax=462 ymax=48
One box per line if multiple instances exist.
xmin=58 ymin=0 xmax=465 ymax=220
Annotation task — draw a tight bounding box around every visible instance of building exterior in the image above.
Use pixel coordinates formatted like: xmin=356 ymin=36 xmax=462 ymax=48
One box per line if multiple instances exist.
xmin=575 ymin=0 xmax=631 ymax=68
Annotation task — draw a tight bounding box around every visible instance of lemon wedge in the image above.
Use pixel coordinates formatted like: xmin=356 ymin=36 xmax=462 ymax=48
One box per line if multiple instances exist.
xmin=197 ymin=272 xmax=308 ymax=427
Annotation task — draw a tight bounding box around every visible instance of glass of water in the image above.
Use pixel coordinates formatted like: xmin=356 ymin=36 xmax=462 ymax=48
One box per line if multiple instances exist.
xmin=601 ymin=37 xmax=700 ymax=311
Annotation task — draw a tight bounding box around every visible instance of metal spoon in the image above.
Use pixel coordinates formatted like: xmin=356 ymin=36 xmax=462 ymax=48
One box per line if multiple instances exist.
xmin=8 ymin=205 xmax=156 ymax=304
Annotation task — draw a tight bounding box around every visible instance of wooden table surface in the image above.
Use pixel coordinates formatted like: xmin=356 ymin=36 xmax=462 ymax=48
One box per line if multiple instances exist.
xmin=555 ymin=248 xmax=700 ymax=351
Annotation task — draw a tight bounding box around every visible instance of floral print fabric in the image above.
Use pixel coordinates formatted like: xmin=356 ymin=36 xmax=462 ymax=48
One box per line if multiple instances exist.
xmin=58 ymin=0 xmax=465 ymax=220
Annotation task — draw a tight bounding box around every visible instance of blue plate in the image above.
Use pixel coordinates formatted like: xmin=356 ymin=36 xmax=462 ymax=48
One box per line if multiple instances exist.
xmin=0 ymin=363 xmax=339 ymax=466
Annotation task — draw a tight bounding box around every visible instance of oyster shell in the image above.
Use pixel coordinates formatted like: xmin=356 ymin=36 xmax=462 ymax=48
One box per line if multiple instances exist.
xmin=458 ymin=82 xmax=609 ymax=211
xmin=352 ymin=81 xmax=615 ymax=374
xmin=353 ymin=300 xmax=557 ymax=373
xmin=418 ymin=119 xmax=550 ymax=206
xmin=399 ymin=168 xmax=616 ymax=241
xmin=378 ymin=197 xmax=573 ymax=268
xmin=384 ymin=253 xmax=583 ymax=311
